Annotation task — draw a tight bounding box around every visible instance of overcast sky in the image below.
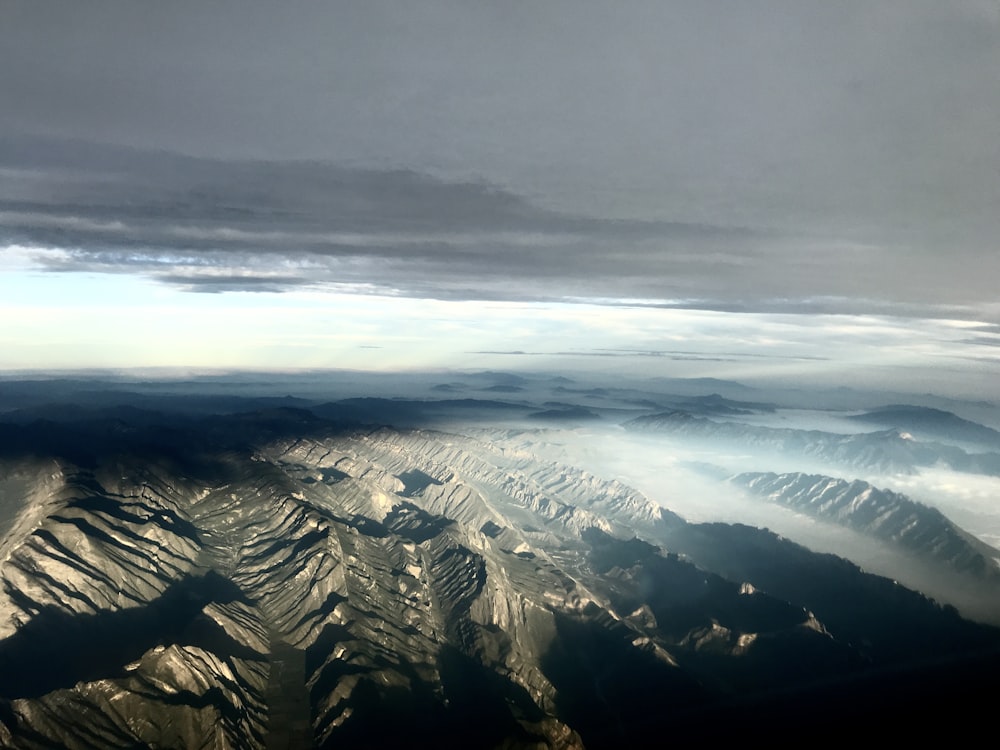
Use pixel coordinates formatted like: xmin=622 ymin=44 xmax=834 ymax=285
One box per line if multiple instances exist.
xmin=2 ymin=2 xmax=999 ymax=385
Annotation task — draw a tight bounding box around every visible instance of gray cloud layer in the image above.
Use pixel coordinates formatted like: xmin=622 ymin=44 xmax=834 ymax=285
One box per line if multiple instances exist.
xmin=0 ymin=133 xmax=996 ymax=318
xmin=1 ymin=135 xmax=771 ymax=300
xmin=2 ymin=2 xmax=999 ymax=318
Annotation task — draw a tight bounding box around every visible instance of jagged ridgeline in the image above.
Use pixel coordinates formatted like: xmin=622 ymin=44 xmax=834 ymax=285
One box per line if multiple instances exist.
xmin=1 ymin=411 xmax=998 ymax=748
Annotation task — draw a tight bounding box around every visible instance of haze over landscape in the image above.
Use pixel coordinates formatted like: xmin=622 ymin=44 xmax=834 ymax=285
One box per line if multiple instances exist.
xmin=2 ymin=2 xmax=1000 ymax=747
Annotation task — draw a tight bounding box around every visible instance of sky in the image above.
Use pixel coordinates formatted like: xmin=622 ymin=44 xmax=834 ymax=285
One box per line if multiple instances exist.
xmin=1 ymin=2 xmax=999 ymax=394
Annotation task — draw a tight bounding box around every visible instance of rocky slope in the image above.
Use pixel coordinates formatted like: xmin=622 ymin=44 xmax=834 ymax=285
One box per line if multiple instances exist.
xmin=731 ymin=471 xmax=1000 ymax=580
xmin=0 ymin=412 xmax=998 ymax=747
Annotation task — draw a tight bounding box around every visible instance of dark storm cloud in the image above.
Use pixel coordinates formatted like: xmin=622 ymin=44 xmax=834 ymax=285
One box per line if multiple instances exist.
xmin=1 ymin=2 xmax=999 ymax=316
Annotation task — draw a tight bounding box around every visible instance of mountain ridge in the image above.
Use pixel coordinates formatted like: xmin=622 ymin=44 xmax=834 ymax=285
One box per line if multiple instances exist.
xmin=1 ymin=410 xmax=998 ymax=746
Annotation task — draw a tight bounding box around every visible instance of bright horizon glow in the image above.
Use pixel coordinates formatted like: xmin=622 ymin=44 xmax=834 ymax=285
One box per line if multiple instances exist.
xmin=3 ymin=245 xmax=999 ymax=401
xmin=2 ymin=3 xmax=998 ymax=406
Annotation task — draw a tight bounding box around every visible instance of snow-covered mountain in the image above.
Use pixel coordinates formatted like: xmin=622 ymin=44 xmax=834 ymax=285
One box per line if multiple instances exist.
xmin=1 ymin=408 xmax=998 ymax=746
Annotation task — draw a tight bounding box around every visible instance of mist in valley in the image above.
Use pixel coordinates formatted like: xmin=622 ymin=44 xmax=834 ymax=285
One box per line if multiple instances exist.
xmin=6 ymin=367 xmax=998 ymax=625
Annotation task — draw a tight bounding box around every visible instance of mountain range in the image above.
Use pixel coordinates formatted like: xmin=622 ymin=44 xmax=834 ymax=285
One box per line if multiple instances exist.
xmin=1 ymin=402 xmax=998 ymax=746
